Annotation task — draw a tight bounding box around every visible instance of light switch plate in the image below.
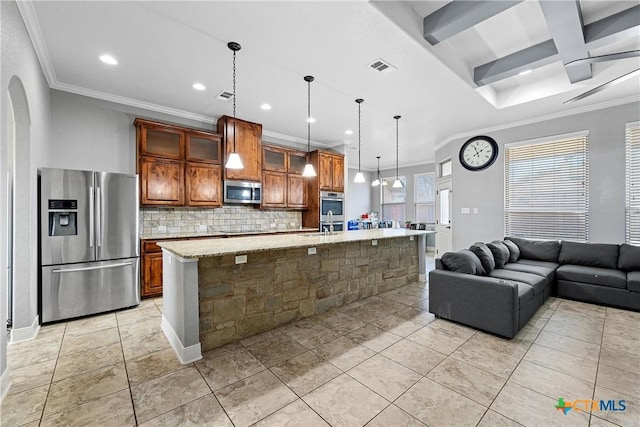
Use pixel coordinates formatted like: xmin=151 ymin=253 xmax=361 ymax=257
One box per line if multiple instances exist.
xmin=235 ymin=255 xmax=247 ymax=264
xmin=372 ymin=239 xmax=378 ymax=246
xmin=461 ymin=208 xmax=470 ymax=214
xmin=473 ymin=208 xmax=479 ymax=214
xmin=308 ymin=247 xmax=317 ymax=255
xmin=157 ymin=225 xmax=167 ymax=232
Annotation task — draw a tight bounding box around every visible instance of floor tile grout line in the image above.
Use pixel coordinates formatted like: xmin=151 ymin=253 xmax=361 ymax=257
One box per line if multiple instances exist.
xmin=588 ymin=306 xmax=610 ymax=427
xmin=116 ymin=311 xmax=140 ymax=427
xmin=36 ymin=321 xmax=67 ymax=426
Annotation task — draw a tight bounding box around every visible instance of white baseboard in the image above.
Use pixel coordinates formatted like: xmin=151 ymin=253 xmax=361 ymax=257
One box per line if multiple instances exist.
xmin=161 ymin=315 xmax=202 ymax=364
xmin=0 ymin=366 xmax=11 ymax=403
xmin=10 ymin=315 xmax=40 ymax=343
xmin=419 ymin=273 xmax=426 ymax=281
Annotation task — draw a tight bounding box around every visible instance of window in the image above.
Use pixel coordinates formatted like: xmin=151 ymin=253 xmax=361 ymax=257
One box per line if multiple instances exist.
xmin=626 ymin=122 xmax=640 ymax=245
xmin=381 ymin=176 xmax=406 ymax=221
xmin=505 ymin=132 xmax=589 ymax=242
xmin=415 ymin=173 xmax=436 ymax=223
xmin=440 ymin=159 xmax=452 ymax=177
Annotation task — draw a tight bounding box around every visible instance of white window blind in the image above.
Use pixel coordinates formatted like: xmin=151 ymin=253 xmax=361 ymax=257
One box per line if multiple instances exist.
xmin=626 ymin=122 xmax=640 ymax=245
xmin=505 ymin=132 xmax=589 ymax=242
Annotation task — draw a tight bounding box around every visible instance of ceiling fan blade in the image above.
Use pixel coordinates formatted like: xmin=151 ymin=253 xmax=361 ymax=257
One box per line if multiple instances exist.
xmin=564 ymin=68 xmax=640 ymax=104
xmin=565 ymin=50 xmax=640 ymax=67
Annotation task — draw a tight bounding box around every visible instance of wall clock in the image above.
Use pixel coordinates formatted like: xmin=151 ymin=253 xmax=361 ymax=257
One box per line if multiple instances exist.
xmin=459 ymin=135 xmax=499 ymax=171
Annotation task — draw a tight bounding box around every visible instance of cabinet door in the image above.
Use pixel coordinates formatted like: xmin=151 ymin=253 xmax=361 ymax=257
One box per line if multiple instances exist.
xmin=219 ymin=117 xmax=263 ymax=181
xmin=263 ymin=146 xmax=287 ymax=172
xmin=142 ymin=252 xmax=163 ymax=298
xmin=288 ymin=151 xmax=307 ymax=175
xmin=138 ymin=122 xmax=184 ymax=159
xmin=186 ymin=131 xmax=222 ymax=164
xmin=186 ymin=162 xmax=222 ymax=207
xmin=262 ymin=171 xmax=287 ymax=208
xmin=332 ymin=154 xmax=345 ymax=192
xmin=319 ymin=153 xmax=333 ymax=191
xmin=287 ymin=174 xmax=307 ymax=209
xmin=139 ymin=157 xmax=184 ymax=206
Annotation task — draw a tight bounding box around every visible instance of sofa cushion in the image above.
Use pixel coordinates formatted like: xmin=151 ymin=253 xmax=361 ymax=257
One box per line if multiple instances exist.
xmin=513 ymin=281 xmax=535 ymax=308
xmin=488 ymin=241 xmax=510 ymax=269
xmin=559 ymin=241 xmax=619 ymax=269
xmin=441 ymin=250 xmax=485 ymax=275
xmin=502 ymin=263 xmax=556 ymax=283
xmin=489 ymin=269 xmax=547 ymax=295
xmin=502 ymin=240 xmax=520 ymax=263
xmin=618 ymin=244 xmax=640 ymax=272
xmin=516 ymin=259 xmax=560 ymax=270
xmin=556 ymin=265 xmax=627 ymax=289
xmin=506 ymin=237 xmax=560 ymax=262
xmin=628 ymin=271 xmax=640 ymax=292
xmin=469 ymin=242 xmax=495 ymax=274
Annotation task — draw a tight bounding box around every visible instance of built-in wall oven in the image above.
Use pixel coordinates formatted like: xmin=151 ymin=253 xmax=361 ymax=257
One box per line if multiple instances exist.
xmin=320 ymin=191 xmax=344 ymax=230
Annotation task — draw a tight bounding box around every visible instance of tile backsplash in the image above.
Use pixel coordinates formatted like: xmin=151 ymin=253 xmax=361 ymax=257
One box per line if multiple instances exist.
xmin=140 ymin=206 xmax=302 ymax=237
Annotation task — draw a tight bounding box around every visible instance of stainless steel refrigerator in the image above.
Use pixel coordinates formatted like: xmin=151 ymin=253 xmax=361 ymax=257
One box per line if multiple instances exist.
xmin=39 ymin=168 xmax=140 ymax=323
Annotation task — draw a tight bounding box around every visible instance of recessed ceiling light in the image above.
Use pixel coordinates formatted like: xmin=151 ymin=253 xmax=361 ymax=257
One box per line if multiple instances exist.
xmin=261 ymin=103 xmax=272 ymax=110
xmin=99 ymin=54 xmax=118 ymax=65
xmin=307 ymin=117 xmax=316 ymax=123
xmin=345 ymin=130 xmax=353 ymax=135
xmin=192 ymin=83 xmax=206 ymax=91
xmin=519 ymin=69 xmax=532 ymax=76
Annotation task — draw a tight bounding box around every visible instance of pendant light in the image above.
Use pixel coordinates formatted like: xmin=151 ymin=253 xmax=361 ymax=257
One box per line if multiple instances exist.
xmin=302 ymin=75 xmax=317 ymax=177
xmin=225 ymin=41 xmax=244 ymax=170
xmin=353 ymin=99 xmax=365 ymax=183
xmin=371 ymin=156 xmax=381 ymax=186
xmin=392 ymin=115 xmax=403 ymax=188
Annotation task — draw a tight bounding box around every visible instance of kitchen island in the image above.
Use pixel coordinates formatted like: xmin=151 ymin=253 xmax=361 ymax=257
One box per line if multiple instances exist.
xmin=158 ymin=229 xmax=433 ymax=363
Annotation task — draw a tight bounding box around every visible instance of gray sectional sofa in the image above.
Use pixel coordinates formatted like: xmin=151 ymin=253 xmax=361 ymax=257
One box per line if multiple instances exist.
xmin=429 ymin=237 xmax=640 ymax=338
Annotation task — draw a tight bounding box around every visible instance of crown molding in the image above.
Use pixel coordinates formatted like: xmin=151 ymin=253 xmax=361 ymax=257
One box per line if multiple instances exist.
xmin=433 ymin=95 xmax=640 ymax=152
xmin=16 ymin=0 xmax=56 ymax=87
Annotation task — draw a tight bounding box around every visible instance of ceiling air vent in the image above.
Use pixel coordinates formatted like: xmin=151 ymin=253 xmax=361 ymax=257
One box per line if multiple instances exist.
xmin=217 ymin=90 xmax=234 ymax=101
xmin=369 ymin=58 xmax=397 ymax=73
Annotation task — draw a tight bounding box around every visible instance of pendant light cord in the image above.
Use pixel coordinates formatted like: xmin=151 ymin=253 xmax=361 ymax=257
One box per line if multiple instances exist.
xmin=395 ymin=117 xmax=399 ymax=179
xmin=232 ymin=49 xmax=237 ymax=152
xmin=307 ymin=79 xmax=311 ymax=154
xmin=358 ymin=102 xmax=362 ymax=172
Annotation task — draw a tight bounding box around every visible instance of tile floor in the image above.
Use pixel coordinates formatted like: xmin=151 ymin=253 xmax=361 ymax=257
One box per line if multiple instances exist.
xmin=1 ymin=285 xmax=639 ymax=427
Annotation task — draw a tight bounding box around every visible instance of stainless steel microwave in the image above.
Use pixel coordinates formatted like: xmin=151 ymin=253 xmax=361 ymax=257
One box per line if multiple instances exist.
xmin=223 ymin=180 xmax=262 ymax=204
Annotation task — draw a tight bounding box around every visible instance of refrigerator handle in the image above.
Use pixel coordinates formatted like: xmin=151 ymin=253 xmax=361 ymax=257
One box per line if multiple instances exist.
xmin=96 ymin=187 xmax=102 ymax=247
xmin=89 ymin=187 xmax=95 ymax=247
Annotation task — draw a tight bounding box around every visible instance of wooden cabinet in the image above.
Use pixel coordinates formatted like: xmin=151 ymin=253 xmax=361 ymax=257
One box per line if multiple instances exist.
xmin=140 ymin=157 xmax=184 ymax=206
xmin=186 ymin=163 xmax=222 ymax=206
xmin=262 ymin=144 xmax=308 ymax=209
xmin=319 ymin=152 xmax=344 ymax=192
xmin=135 ymin=118 xmax=222 ymax=207
xmin=141 ymin=240 xmax=164 ymax=298
xmin=217 ymin=116 xmax=262 ymax=182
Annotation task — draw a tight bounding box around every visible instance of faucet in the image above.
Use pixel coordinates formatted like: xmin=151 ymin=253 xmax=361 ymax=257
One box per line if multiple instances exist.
xmin=327 ymin=210 xmax=334 ymax=234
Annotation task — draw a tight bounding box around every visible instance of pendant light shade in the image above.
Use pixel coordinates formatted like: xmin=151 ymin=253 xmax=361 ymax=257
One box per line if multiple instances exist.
xmin=302 ymin=75 xmax=317 ymax=178
xmin=371 ymin=156 xmax=381 ymax=186
xmin=354 ymin=98 xmax=365 ymax=184
xmin=225 ymin=41 xmax=244 ymax=170
xmin=392 ymin=115 xmax=403 ymax=188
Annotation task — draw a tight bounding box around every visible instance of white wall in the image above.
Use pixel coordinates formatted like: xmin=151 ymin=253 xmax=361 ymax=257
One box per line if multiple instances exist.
xmin=435 ymin=101 xmax=640 ymax=251
xmin=346 ymin=168 xmax=373 ymax=221
xmin=1 ymin=0 xmax=52 ymax=396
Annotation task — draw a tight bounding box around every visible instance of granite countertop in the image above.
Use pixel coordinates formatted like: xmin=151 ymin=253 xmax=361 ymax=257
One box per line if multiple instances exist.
xmin=158 ymin=228 xmax=434 ymax=259
xmin=140 ymin=228 xmax=318 ymax=240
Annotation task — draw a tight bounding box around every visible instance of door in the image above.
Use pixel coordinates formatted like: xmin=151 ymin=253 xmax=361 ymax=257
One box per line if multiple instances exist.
xmin=40 ymin=168 xmax=94 ymax=266
xmin=331 ymin=155 xmax=345 ymax=192
xmin=139 ymin=157 xmax=184 ymax=206
xmin=319 ymin=153 xmax=333 ymax=190
xmin=287 ymin=175 xmax=307 ymax=208
xmin=186 ymin=163 xmax=222 ymax=207
xmin=142 ymin=252 xmax=164 ymax=297
xmin=96 ymin=172 xmax=139 ymax=261
xmin=436 ymin=180 xmax=452 ymax=256
xmin=262 ymin=171 xmax=286 ymax=207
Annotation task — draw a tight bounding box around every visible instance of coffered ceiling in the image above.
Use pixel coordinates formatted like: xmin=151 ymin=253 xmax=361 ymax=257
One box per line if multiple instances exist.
xmin=17 ymin=1 xmax=640 ymax=171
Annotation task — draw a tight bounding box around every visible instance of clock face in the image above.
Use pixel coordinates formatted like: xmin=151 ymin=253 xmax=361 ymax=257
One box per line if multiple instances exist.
xmin=459 ymin=136 xmax=499 ymax=171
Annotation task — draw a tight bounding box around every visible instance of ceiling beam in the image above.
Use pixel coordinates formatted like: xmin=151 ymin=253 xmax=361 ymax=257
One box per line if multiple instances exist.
xmin=474 ymin=4 xmax=639 ymax=86
xmin=538 ymin=0 xmax=591 ymax=83
xmin=423 ymin=0 xmax=522 ymax=45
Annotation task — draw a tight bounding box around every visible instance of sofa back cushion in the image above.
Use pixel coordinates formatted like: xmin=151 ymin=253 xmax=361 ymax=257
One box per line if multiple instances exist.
xmin=618 ymin=244 xmax=640 ymax=272
xmin=488 ymin=241 xmax=510 ymax=268
xmin=505 ymin=237 xmax=560 ymax=262
xmin=469 ymin=242 xmax=495 ymax=273
xmin=441 ymin=250 xmax=485 ymax=275
xmin=559 ymin=241 xmax=619 ymax=269
xmin=502 ymin=239 xmax=520 ymax=263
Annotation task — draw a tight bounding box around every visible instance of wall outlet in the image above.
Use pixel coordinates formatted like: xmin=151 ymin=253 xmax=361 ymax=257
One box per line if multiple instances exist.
xmin=461 ymin=208 xmax=470 ymax=214
xmin=410 ymin=236 xmax=414 ymax=241
xmin=235 ymin=255 xmax=247 ymax=264
xmin=372 ymin=239 xmax=378 ymax=246
xmin=473 ymin=208 xmax=479 ymax=214
xmin=197 ymin=225 xmax=207 ymax=232
xmin=157 ymin=225 xmax=167 ymax=232
xmin=270 ymin=223 xmax=276 ymax=228
xmin=308 ymin=247 xmax=317 ymax=255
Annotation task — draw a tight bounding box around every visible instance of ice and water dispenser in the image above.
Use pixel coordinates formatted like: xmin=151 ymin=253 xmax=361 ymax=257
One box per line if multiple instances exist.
xmin=48 ymin=199 xmax=78 ymax=236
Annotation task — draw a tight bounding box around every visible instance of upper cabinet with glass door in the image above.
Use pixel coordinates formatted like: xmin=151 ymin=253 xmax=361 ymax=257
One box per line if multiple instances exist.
xmin=136 ymin=119 xmax=185 ymax=159
xmin=186 ymin=131 xmax=222 ymax=164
